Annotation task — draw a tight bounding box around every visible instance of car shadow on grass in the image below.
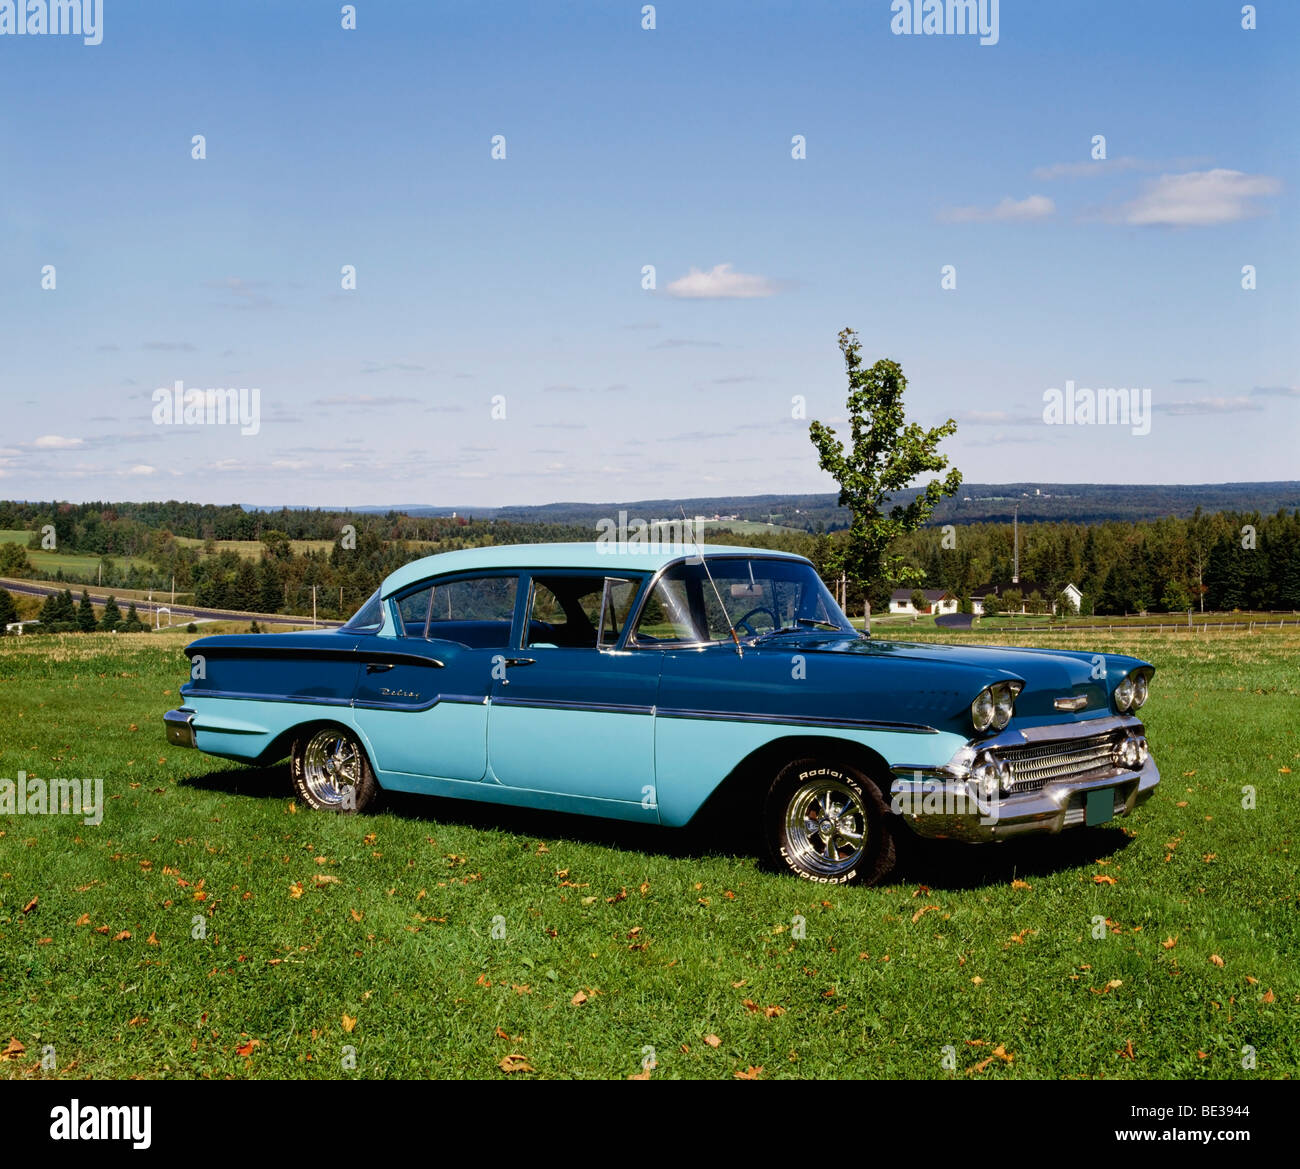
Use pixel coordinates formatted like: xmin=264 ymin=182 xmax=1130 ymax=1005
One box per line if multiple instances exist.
xmin=177 ymin=763 xmax=753 ymax=865
xmin=177 ymin=764 xmax=1135 ymax=889
xmin=897 ymin=827 xmax=1136 ymax=892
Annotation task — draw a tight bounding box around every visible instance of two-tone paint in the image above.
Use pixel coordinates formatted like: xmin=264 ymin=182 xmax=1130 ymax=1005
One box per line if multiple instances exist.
xmin=165 ymin=542 xmax=1160 ymax=838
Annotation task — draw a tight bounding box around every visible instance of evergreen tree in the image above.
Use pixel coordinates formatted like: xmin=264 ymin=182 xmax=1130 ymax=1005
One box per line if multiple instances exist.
xmin=39 ymin=592 xmax=61 ymax=625
xmin=76 ymin=589 xmax=98 ymax=632
xmin=0 ymin=587 xmax=17 ymax=633
xmin=258 ymin=558 xmax=282 ymax=614
xmin=100 ymin=595 xmax=123 ymax=630
xmin=123 ymin=602 xmax=145 ymax=631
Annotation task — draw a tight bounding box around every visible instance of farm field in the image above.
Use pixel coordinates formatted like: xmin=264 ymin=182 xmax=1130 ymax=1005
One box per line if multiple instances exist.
xmin=0 ymin=628 xmax=1295 ymax=1080
xmin=172 ymin=537 xmax=335 ymax=559
xmin=0 ymin=530 xmax=106 ymax=579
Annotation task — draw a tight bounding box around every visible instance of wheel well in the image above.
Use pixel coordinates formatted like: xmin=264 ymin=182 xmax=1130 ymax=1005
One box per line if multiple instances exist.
xmin=253 ymin=718 xmax=357 ymax=768
xmin=687 ymin=734 xmax=894 ymax=826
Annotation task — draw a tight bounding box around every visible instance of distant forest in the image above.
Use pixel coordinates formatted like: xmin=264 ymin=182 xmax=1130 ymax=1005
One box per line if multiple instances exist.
xmin=0 ymin=492 xmax=1297 ymax=620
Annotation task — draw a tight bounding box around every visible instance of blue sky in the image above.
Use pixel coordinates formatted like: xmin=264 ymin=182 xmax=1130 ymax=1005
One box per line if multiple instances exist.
xmin=1 ymin=0 xmax=1296 ymax=508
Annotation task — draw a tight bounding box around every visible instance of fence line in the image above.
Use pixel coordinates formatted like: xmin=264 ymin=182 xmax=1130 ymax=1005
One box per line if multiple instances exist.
xmin=972 ymin=619 xmax=1300 ymax=634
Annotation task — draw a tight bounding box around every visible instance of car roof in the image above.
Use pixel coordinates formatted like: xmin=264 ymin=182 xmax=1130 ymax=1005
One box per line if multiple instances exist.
xmin=380 ymin=542 xmax=808 ymax=597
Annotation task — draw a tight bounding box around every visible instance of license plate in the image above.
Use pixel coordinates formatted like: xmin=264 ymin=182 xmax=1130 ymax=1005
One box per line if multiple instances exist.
xmin=1085 ymin=788 xmax=1114 ymax=826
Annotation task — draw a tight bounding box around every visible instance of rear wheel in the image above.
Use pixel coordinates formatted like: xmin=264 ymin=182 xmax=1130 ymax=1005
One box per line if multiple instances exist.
xmin=290 ymin=725 xmax=378 ymax=813
xmin=763 ymin=758 xmax=898 ymax=886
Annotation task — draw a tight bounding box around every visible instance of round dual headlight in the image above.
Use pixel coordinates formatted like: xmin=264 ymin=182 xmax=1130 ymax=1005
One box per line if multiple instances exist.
xmin=971 ymin=681 xmax=1022 ymax=733
xmin=1114 ymin=674 xmax=1135 ymax=712
xmin=1132 ymin=672 xmax=1149 ymax=709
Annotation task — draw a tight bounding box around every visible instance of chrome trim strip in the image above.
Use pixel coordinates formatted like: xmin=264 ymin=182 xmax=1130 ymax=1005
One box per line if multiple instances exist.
xmin=183 ymin=690 xmax=486 ymax=713
xmin=182 ymin=644 xmax=445 ymax=669
xmin=491 ymin=696 xmax=655 ymax=716
xmin=656 ymin=707 xmax=939 ymax=734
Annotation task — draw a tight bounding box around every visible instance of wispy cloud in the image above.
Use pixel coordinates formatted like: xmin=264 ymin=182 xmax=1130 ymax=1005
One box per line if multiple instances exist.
xmin=651 ymin=338 xmax=723 ymax=350
xmin=939 ymin=195 xmax=1055 ymax=224
xmin=1154 ymin=396 xmax=1264 ymax=415
xmin=311 ymin=394 xmax=420 ymax=408
xmin=1120 ymin=169 xmax=1281 ymax=227
xmin=143 ymin=341 xmax=197 ymax=352
xmin=1031 ymin=155 xmax=1211 ymax=181
xmin=666 ymin=263 xmax=780 ymax=299
xmin=1252 ymin=384 xmax=1299 ymax=398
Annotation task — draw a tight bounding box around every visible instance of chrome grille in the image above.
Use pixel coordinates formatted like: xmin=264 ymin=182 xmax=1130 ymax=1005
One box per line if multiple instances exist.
xmin=999 ymin=733 xmax=1115 ymax=793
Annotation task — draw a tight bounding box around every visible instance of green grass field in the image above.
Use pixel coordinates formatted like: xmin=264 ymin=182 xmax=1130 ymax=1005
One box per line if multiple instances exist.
xmin=0 ymin=628 xmax=1295 ymax=1079
xmin=0 ymin=530 xmax=107 ymax=579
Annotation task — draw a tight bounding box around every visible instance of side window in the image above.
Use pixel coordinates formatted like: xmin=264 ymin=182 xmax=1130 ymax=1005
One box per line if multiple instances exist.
xmin=399 ymin=576 xmax=518 ymax=648
xmin=526 ymin=575 xmax=639 ymax=649
xmin=633 ymin=571 xmax=700 ymax=644
xmin=397 ymin=587 xmax=433 ymax=636
xmin=342 ymin=589 xmax=384 ymax=633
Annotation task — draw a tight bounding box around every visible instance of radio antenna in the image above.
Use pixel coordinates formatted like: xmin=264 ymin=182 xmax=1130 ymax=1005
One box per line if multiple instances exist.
xmin=681 ymin=506 xmax=742 ymax=657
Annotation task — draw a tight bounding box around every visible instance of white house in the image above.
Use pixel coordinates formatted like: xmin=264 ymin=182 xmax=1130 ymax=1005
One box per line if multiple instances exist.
xmin=889 ymin=588 xmax=958 ymax=616
xmin=971 ymin=581 xmax=1082 ymax=616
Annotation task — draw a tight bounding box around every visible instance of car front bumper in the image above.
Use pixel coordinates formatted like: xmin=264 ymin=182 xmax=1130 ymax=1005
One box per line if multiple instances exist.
xmin=888 ymin=715 xmax=1160 ymax=842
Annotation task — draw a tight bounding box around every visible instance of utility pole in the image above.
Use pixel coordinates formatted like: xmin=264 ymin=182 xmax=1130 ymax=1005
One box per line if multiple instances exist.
xmin=1012 ymin=505 xmax=1019 ymax=585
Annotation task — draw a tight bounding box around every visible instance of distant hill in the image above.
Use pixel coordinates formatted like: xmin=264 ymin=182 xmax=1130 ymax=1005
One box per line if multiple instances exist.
xmin=276 ymin=482 xmax=1300 ymax=530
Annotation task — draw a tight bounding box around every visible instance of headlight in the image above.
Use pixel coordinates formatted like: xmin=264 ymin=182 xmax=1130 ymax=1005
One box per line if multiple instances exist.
xmin=971 ymin=681 xmax=1022 ymax=733
xmin=1114 ymin=674 xmax=1135 ymax=712
xmin=992 ymin=682 xmax=1020 ymax=730
xmin=1132 ymin=672 xmax=1149 ymax=709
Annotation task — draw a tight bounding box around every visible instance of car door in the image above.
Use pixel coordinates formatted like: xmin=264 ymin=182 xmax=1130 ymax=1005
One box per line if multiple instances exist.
xmin=487 ymin=572 xmax=660 ymax=814
xmin=351 ymin=573 xmax=520 ymax=784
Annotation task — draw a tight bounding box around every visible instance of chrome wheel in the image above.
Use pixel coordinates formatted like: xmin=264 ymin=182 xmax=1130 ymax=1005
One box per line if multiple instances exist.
xmin=301 ymin=728 xmax=362 ymax=809
xmin=784 ymin=780 xmax=867 ymax=877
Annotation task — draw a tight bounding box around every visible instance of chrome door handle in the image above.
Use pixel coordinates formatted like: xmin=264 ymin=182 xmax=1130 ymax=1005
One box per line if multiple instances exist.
xmin=503 ymin=657 xmax=535 ymax=667
xmin=365 ymin=662 xmax=395 ymax=673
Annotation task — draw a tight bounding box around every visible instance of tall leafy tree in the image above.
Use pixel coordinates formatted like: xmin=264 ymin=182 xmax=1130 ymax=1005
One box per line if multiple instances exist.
xmin=809 ymin=329 xmax=962 ymax=616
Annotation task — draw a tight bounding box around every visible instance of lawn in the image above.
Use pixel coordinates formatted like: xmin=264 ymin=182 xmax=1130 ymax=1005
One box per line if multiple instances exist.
xmin=0 ymin=628 xmax=1295 ymax=1079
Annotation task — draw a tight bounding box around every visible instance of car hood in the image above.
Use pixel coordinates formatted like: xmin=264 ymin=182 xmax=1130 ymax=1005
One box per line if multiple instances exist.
xmin=749 ymin=633 xmax=1151 ymax=724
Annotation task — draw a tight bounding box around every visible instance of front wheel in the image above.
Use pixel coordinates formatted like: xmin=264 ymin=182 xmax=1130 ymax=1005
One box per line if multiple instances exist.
xmin=290 ymin=725 xmax=379 ymax=813
xmin=763 ymin=759 xmax=898 ymax=886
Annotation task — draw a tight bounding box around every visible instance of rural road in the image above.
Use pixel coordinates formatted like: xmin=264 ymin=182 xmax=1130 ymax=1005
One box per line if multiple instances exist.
xmin=0 ymin=578 xmax=343 ymax=630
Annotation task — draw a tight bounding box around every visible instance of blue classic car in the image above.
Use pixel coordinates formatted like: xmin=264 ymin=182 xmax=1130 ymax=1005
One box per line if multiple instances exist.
xmin=164 ymin=543 xmax=1159 ymax=885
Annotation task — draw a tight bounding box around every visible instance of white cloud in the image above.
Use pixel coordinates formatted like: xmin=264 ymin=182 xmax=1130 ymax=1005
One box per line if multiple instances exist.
xmin=127 ymin=464 xmax=156 ymax=475
xmin=1154 ymin=396 xmax=1264 ymax=415
xmin=32 ymin=435 xmax=85 ymax=449
xmin=666 ymin=263 xmax=779 ymax=299
xmin=1121 ymin=169 xmax=1281 ymax=227
xmin=939 ymin=195 xmax=1055 ymax=224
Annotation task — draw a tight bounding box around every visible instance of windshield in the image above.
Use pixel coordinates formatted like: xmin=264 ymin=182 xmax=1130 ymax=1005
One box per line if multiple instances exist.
xmin=633 ymin=557 xmax=853 ymax=644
